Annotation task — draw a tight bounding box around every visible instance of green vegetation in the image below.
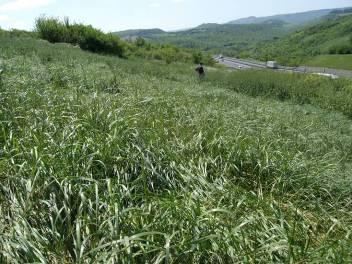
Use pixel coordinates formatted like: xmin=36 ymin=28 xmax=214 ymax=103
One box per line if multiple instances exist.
xmin=253 ymin=14 xmax=352 ymax=65
xmin=36 ymin=17 xmax=127 ymax=57
xmin=114 ymin=8 xmax=352 ymax=69
xmin=1 ymin=35 xmax=352 ymax=263
xmin=116 ymin=28 xmax=166 ymax=38
xmin=130 ymin=37 xmax=214 ymax=65
xmin=306 ymin=54 xmax=352 ymax=70
xmin=115 ymin=23 xmax=290 ymax=56
xmin=328 ymin=34 xmax=352 ymax=54
xmin=207 ymin=70 xmax=352 ymax=117
xmin=34 ymin=17 xmax=214 ymax=65
xmin=114 ymin=7 xmax=352 ymax=61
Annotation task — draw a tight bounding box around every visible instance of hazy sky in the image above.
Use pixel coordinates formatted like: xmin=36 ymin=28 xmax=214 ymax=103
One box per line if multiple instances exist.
xmin=0 ymin=0 xmax=352 ymax=32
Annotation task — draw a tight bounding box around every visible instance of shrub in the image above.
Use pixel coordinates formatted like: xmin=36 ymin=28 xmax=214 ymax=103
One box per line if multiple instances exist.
xmin=160 ymin=46 xmax=176 ymax=64
xmin=35 ymin=17 xmax=126 ymax=57
xmin=35 ymin=17 xmax=69 ymax=43
xmin=78 ymin=26 xmax=126 ymax=57
xmin=0 ymin=28 xmax=5 ymax=37
xmin=135 ymin=37 xmax=146 ymax=47
xmin=192 ymin=51 xmax=203 ymax=64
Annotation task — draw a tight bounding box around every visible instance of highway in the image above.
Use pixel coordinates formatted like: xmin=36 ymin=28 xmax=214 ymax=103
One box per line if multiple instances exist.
xmin=215 ymin=57 xmax=267 ymax=70
xmin=214 ymin=56 xmax=352 ymax=78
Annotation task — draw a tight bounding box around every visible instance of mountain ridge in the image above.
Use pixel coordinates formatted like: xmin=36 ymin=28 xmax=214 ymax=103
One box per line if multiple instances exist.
xmin=228 ymin=8 xmax=341 ymax=25
xmin=114 ymin=6 xmax=352 ymax=36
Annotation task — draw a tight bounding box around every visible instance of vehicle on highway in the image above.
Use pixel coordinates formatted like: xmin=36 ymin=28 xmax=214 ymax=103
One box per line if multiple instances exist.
xmin=217 ymin=55 xmax=224 ymax=61
xmin=266 ymin=61 xmax=278 ymax=69
xmin=313 ymin=72 xmax=339 ymax=79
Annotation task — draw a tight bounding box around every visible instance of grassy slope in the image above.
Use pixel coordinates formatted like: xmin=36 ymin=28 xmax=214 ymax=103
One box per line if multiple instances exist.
xmin=254 ymin=14 xmax=352 ymax=65
xmin=0 ymin=37 xmax=352 ymax=262
xmin=306 ymin=54 xmax=352 ymax=70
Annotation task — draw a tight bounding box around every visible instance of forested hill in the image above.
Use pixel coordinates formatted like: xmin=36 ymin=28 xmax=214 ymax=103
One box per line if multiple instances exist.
xmin=114 ymin=28 xmax=166 ymax=39
xmin=115 ymin=22 xmax=289 ymax=56
xmin=228 ymin=8 xmax=339 ymax=26
xmin=252 ymin=13 xmax=352 ymax=65
xmin=114 ymin=7 xmax=352 ymax=57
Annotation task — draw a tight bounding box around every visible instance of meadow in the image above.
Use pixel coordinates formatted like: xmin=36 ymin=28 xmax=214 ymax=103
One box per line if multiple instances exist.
xmin=0 ymin=36 xmax=352 ymax=263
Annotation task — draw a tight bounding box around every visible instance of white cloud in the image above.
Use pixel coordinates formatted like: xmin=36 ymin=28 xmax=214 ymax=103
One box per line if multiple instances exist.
xmin=0 ymin=0 xmax=54 ymax=12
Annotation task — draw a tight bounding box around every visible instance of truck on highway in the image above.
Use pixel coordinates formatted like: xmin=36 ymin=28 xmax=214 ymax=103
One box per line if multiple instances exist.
xmin=266 ymin=61 xmax=278 ymax=69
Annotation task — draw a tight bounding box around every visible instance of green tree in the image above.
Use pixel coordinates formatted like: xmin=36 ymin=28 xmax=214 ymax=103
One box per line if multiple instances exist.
xmin=135 ymin=37 xmax=146 ymax=47
xmin=192 ymin=51 xmax=202 ymax=64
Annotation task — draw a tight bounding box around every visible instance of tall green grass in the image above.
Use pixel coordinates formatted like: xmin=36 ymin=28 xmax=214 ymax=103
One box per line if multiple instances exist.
xmin=0 ymin=36 xmax=352 ymax=262
xmin=206 ymin=69 xmax=352 ymax=117
xmin=35 ymin=17 xmax=127 ymax=57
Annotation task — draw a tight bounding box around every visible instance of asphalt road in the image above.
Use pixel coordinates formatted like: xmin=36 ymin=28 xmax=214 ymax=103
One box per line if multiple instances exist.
xmin=215 ymin=57 xmax=266 ymax=70
xmin=215 ymin=56 xmax=352 ymax=78
xmin=217 ymin=58 xmax=253 ymax=70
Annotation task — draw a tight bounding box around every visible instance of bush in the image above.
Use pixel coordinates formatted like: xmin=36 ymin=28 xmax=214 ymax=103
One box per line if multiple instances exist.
xmin=35 ymin=17 xmax=126 ymax=57
xmin=78 ymin=26 xmax=126 ymax=56
xmin=192 ymin=51 xmax=202 ymax=64
xmin=0 ymin=28 xmax=5 ymax=37
xmin=135 ymin=37 xmax=146 ymax=47
xmin=35 ymin=17 xmax=69 ymax=43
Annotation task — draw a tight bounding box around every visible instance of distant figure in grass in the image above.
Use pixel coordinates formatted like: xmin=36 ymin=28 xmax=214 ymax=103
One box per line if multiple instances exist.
xmin=195 ymin=63 xmax=205 ymax=79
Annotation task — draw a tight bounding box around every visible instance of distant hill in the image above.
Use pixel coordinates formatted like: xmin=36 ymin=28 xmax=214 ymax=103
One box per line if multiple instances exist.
xmin=113 ymin=7 xmax=352 ymax=57
xmin=116 ymin=28 xmax=166 ymax=39
xmin=329 ymin=7 xmax=352 ymax=15
xmin=228 ymin=8 xmax=345 ymax=26
xmin=114 ymin=23 xmax=290 ymax=56
xmin=252 ymin=14 xmax=352 ymax=65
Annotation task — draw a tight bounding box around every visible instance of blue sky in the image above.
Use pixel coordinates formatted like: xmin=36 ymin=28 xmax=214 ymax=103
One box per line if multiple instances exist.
xmin=0 ymin=0 xmax=352 ymax=32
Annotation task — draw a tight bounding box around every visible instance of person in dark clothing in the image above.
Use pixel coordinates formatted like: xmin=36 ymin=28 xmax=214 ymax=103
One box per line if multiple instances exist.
xmin=195 ymin=63 xmax=205 ymax=78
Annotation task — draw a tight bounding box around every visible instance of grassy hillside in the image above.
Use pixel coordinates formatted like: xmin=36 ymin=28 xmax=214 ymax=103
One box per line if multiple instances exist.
xmin=253 ymin=14 xmax=352 ymax=65
xmin=115 ymin=22 xmax=289 ymax=56
xmin=306 ymin=54 xmax=352 ymax=70
xmin=1 ymin=36 xmax=352 ymax=263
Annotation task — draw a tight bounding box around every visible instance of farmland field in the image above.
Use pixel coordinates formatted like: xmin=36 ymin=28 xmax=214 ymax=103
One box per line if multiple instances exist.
xmin=1 ymin=36 xmax=352 ymax=263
